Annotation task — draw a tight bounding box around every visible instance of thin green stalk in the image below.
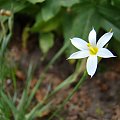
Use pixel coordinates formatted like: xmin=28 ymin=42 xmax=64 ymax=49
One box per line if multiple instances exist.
xmin=16 ymin=64 xmax=34 ymax=119
xmin=48 ymin=70 xmax=88 ymax=120
xmin=25 ymin=74 xmax=44 ymax=109
xmin=26 ymin=60 xmax=86 ymax=118
xmin=44 ymin=42 xmax=69 ymax=72
xmin=0 ymin=91 xmax=18 ymax=119
xmin=45 ymin=59 xmax=86 ymax=102
xmin=26 ymin=42 xmax=69 ymax=109
xmin=25 ymin=101 xmax=52 ymax=119
xmin=0 ymin=21 xmax=6 ymax=38
xmin=25 ymin=73 xmax=75 ymax=118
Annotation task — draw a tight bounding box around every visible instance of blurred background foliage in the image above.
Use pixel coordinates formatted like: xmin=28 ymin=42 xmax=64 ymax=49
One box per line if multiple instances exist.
xmin=0 ymin=0 xmax=120 ymax=57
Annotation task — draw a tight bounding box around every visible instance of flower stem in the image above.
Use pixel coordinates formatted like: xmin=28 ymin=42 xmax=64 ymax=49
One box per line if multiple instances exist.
xmin=25 ymin=43 xmax=69 ymax=109
xmin=48 ymin=70 xmax=88 ymax=120
xmin=25 ymin=60 xmax=85 ymax=119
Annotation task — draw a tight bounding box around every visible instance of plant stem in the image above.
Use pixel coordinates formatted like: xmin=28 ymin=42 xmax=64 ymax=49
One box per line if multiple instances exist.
xmin=26 ymin=42 xmax=69 ymax=109
xmin=26 ymin=59 xmax=86 ymax=118
xmin=48 ymin=70 xmax=88 ymax=120
xmin=44 ymin=42 xmax=69 ymax=73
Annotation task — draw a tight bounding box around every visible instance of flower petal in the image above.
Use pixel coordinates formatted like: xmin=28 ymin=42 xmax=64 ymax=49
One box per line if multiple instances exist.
xmin=97 ymin=32 xmax=113 ymax=48
xmin=87 ymin=55 xmax=98 ymax=77
xmin=88 ymin=28 xmax=96 ymax=46
xmin=68 ymin=50 xmax=89 ymax=59
xmin=97 ymin=48 xmax=116 ymax=58
xmin=70 ymin=38 xmax=88 ymax=50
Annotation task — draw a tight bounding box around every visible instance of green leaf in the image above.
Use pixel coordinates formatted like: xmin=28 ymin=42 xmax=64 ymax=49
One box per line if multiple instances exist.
xmin=26 ymin=102 xmax=51 ymax=119
xmin=98 ymin=4 xmax=120 ymax=42
xmin=63 ymin=2 xmax=94 ymax=41
xmin=101 ymin=18 xmax=120 ymax=57
xmin=27 ymin=0 xmax=45 ymax=4
xmin=31 ymin=12 xmax=44 ymax=32
xmin=22 ymin=25 xmax=30 ymax=49
xmin=1 ymin=91 xmax=17 ymax=117
xmin=98 ymin=5 xmax=120 ymax=28
xmin=63 ymin=2 xmax=102 ymax=56
xmin=61 ymin=12 xmax=75 ymax=57
xmin=109 ymin=39 xmax=120 ymax=57
xmin=112 ymin=0 xmax=120 ymax=8
xmin=41 ymin=0 xmax=61 ymax=21
xmin=32 ymin=13 xmax=60 ymax=32
xmin=0 ymin=97 xmax=11 ymax=119
xmin=41 ymin=0 xmax=79 ymax=21
xmin=39 ymin=32 xmax=54 ymax=54
xmin=0 ymin=0 xmax=26 ymax=13
xmin=60 ymin=0 xmax=79 ymax=7
xmin=40 ymin=17 xmax=60 ymax=32
xmin=101 ymin=18 xmax=120 ymax=41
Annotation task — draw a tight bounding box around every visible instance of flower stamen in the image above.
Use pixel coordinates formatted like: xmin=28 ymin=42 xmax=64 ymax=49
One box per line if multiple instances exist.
xmin=87 ymin=43 xmax=98 ymax=55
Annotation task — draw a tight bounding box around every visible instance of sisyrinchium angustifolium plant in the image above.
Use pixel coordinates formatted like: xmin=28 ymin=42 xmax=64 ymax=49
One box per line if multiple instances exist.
xmin=0 ymin=0 xmax=120 ymax=57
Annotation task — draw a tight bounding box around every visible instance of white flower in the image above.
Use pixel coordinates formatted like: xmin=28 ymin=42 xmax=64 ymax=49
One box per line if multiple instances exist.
xmin=68 ymin=28 xmax=115 ymax=77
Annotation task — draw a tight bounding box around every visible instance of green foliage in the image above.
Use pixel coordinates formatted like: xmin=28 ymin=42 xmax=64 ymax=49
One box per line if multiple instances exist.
xmin=30 ymin=0 xmax=120 ymax=56
xmin=0 ymin=0 xmax=26 ymax=13
xmin=32 ymin=13 xmax=61 ymax=32
xmin=40 ymin=0 xmax=79 ymax=21
xmin=1 ymin=0 xmax=119 ymax=56
xmin=39 ymin=32 xmax=54 ymax=54
xmin=27 ymin=0 xmax=45 ymax=4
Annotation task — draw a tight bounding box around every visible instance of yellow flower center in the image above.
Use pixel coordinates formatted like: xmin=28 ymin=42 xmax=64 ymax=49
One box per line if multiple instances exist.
xmin=87 ymin=43 xmax=98 ymax=55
